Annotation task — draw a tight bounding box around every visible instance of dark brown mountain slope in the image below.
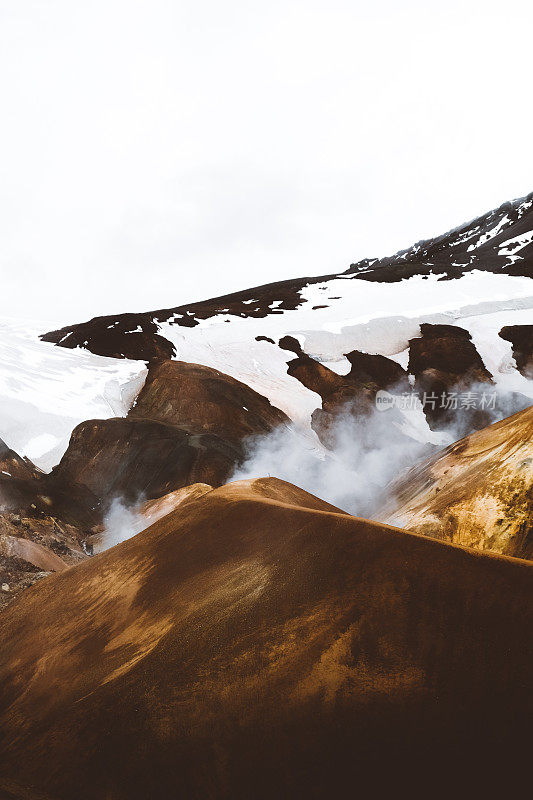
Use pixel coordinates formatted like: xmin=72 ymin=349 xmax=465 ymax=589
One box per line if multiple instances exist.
xmin=0 ymin=478 xmax=531 ymax=799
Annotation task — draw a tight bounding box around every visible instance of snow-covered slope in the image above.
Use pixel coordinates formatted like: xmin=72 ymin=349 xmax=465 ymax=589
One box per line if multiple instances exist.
xmin=4 ymin=192 xmax=532 ymax=470
xmin=42 ymin=271 xmax=533 ymax=437
xmin=41 ymin=192 xmax=533 ymax=401
xmin=155 ymin=271 xmax=533 ymax=422
xmin=0 ymin=317 xmax=147 ymax=471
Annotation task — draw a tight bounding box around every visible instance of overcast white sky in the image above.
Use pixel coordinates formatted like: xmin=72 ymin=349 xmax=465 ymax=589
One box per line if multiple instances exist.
xmin=1 ymin=0 xmax=532 ymax=326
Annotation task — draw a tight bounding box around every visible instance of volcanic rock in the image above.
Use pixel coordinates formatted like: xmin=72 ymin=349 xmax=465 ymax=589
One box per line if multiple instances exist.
xmin=40 ymin=313 xmax=176 ymax=363
xmin=408 ymin=323 xmax=494 ymax=430
xmin=287 ymin=349 xmax=408 ymax=445
xmin=0 ymin=438 xmax=41 ymax=482
xmin=52 ymin=417 xmax=239 ymax=505
xmin=499 ymin=324 xmax=533 ymax=377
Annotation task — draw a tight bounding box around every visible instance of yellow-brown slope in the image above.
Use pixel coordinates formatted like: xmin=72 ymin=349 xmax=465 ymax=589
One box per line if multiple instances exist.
xmin=382 ymin=404 xmax=533 ymax=558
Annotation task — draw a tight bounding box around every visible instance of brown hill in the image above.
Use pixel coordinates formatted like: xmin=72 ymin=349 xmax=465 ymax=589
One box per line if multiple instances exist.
xmin=129 ymin=360 xmax=288 ymax=446
xmin=0 ymin=478 xmax=531 ymax=799
xmin=382 ymin=405 xmax=533 ymax=558
xmin=52 ymin=361 xmax=289 ymax=506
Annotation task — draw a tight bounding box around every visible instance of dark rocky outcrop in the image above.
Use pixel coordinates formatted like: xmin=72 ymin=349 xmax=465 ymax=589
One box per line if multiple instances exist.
xmin=499 ymin=324 xmax=533 ymax=377
xmin=41 ymin=313 xmax=176 ymax=364
xmin=52 ymin=417 xmax=241 ymax=505
xmin=346 ymin=191 xmax=533 ymax=282
xmin=278 ymin=335 xmax=303 ymax=354
xmin=287 ymin=350 xmax=409 ymax=445
xmin=344 ymin=349 xmax=408 ymax=390
xmin=408 ymin=324 xmax=494 ymax=431
xmin=129 ymin=360 xmax=288 ymax=448
xmin=408 ymin=324 xmax=490 ymax=380
xmin=52 ymin=361 xmax=289 ymax=507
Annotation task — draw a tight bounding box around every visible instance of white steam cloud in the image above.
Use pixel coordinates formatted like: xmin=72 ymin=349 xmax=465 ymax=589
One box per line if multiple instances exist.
xmin=94 ymin=379 xmax=532 ymax=547
xmin=232 ymin=403 xmax=434 ymax=517
xmin=95 ymin=496 xmax=147 ymax=553
xmin=231 ymin=382 xmax=532 ymax=517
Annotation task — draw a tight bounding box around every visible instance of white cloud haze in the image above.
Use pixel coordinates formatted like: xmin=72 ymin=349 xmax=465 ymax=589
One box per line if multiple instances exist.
xmin=1 ymin=0 xmax=532 ymax=325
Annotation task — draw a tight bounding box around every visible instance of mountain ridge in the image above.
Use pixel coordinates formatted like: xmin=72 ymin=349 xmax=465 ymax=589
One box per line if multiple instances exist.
xmin=41 ymin=190 xmax=533 ymax=359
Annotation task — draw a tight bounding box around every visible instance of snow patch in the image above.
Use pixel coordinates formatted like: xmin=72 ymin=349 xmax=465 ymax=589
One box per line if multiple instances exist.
xmin=0 ymin=317 xmax=147 ymax=470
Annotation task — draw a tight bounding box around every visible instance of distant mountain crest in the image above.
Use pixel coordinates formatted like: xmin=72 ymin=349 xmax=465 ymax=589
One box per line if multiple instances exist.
xmin=346 ymin=191 xmax=533 ymax=281
xmin=42 ymin=190 xmax=533 ymax=361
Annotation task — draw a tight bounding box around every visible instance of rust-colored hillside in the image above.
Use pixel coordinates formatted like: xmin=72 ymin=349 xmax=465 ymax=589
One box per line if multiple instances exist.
xmin=0 ymin=478 xmax=531 ymax=798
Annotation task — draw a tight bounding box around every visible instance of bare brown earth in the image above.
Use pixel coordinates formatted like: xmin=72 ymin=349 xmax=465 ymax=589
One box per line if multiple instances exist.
xmin=0 ymin=478 xmax=531 ymax=799
xmin=382 ymin=404 xmax=533 ymax=558
xmin=0 ymin=440 xmax=94 ymax=609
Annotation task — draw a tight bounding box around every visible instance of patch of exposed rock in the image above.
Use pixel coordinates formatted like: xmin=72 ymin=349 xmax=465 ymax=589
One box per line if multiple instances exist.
xmin=286 ymin=348 xmax=409 ymax=446
xmin=499 ymin=324 xmax=533 ymax=378
xmin=40 ymin=313 xmax=176 ymax=363
xmin=408 ymin=323 xmax=495 ymax=431
xmin=0 ymin=439 xmax=96 ymax=609
xmin=0 ymin=510 xmax=90 ymax=610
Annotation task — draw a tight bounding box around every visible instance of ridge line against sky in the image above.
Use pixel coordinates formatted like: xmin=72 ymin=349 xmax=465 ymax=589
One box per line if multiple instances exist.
xmin=1 ymin=0 xmax=533 ymax=325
